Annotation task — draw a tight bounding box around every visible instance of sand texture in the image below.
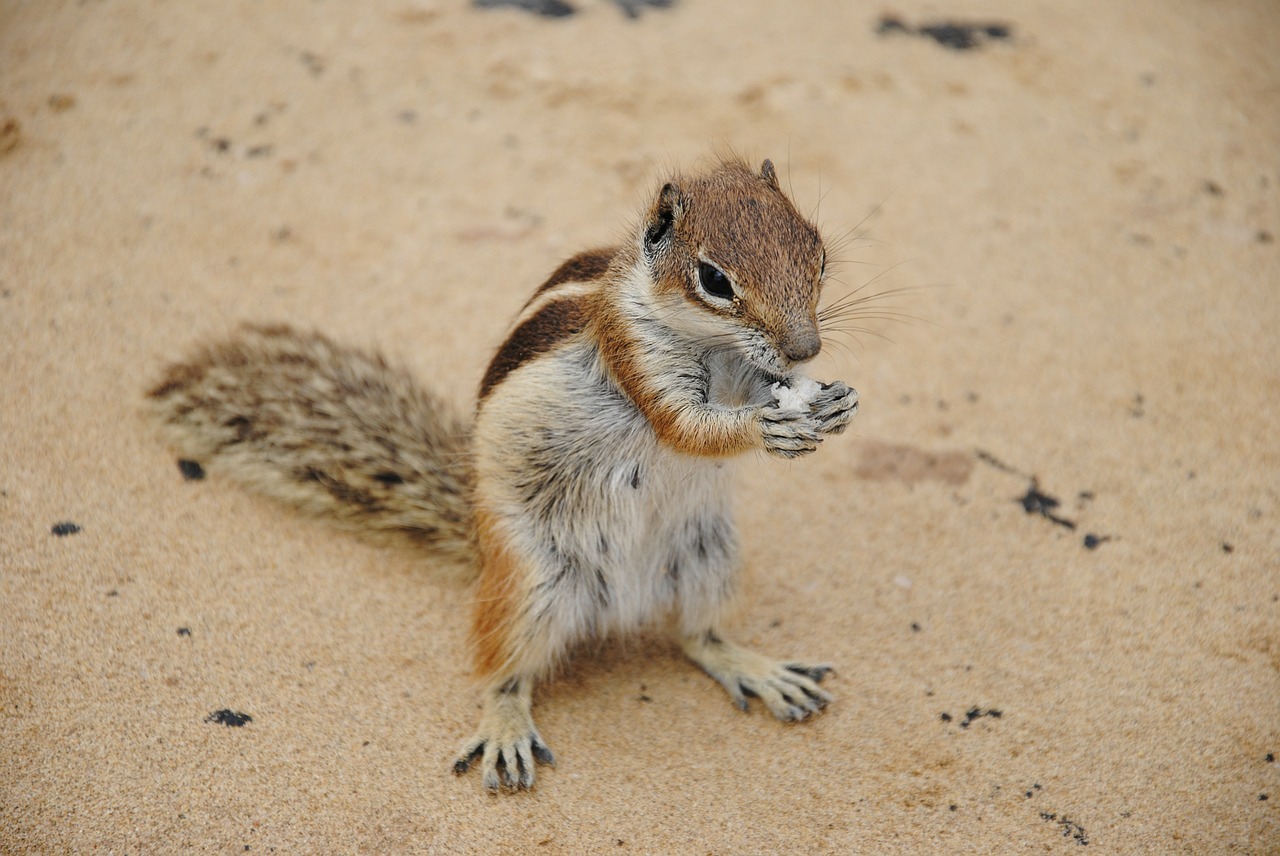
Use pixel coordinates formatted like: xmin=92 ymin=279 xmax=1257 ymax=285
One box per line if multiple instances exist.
xmin=2 ymin=1 xmax=1278 ymax=852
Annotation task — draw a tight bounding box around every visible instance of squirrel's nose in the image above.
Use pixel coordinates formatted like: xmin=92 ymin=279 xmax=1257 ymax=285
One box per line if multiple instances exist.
xmin=780 ymin=326 xmax=821 ymax=364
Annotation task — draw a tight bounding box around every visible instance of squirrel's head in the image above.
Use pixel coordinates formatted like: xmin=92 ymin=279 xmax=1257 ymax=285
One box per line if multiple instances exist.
xmin=639 ymin=157 xmax=827 ymax=378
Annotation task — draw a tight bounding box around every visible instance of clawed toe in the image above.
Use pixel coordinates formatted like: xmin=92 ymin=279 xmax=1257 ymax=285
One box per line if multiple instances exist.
xmin=490 ymin=746 xmax=530 ymax=791
xmin=452 ymin=741 xmax=484 ymax=775
xmin=785 ymin=663 xmax=835 ymax=683
xmin=531 ymin=737 xmax=555 ymax=766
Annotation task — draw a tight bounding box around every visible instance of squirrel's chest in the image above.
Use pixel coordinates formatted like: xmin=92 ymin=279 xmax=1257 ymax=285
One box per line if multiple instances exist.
xmin=473 ymin=342 xmax=731 ymax=532
xmin=474 ymin=342 xmax=736 ymax=631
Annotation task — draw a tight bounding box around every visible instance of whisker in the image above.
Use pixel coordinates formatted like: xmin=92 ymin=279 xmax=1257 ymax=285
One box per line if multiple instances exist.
xmin=819 ymin=338 xmax=860 ymax=364
xmin=820 ymin=297 xmax=933 ymax=316
xmin=819 ymin=283 xmax=937 ymax=318
xmin=824 ymin=195 xmax=891 ymax=251
xmin=820 ymin=325 xmax=896 ymax=343
xmin=820 ymin=312 xmax=931 ymax=328
xmin=824 ymin=256 xmax=879 ymax=270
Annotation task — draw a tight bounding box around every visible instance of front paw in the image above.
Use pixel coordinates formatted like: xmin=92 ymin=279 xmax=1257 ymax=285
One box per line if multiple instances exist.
xmin=759 ymin=405 xmax=822 ymax=459
xmin=809 ymin=381 xmax=858 ymax=436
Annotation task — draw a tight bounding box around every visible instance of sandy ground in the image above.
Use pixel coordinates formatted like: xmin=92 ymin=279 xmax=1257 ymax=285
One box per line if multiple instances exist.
xmin=2 ymin=0 xmax=1278 ymax=852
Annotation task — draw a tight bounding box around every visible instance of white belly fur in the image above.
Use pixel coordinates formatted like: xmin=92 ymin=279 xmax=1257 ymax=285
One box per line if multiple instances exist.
xmin=473 ymin=341 xmax=739 ymax=658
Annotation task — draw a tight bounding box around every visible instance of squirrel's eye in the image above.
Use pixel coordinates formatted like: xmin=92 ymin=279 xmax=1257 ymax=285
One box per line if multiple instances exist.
xmin=697 ymin=262 xmax=735 ymax=300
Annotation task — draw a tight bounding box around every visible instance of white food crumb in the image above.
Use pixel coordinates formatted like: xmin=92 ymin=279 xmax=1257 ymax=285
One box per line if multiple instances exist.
xmin=770 ymin=376 xmax=822 ymax=413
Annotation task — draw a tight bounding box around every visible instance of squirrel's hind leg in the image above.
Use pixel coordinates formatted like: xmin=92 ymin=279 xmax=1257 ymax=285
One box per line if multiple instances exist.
xmin=670 ymin=515 xmax=834 ymax=722
xmin=455 ymin=509 xmax=572 ymax=791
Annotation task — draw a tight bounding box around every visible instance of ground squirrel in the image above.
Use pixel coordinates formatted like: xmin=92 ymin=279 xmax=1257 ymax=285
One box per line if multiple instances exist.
xmin=148 ymin=156 xmax=859 ymax=792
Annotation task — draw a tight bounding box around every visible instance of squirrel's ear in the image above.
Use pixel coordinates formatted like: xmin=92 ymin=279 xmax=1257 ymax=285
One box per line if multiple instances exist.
xmin=644 ymin=182 xmax=683 ymax=250
xmin=759 ymin=159 xmax=779 ymax=189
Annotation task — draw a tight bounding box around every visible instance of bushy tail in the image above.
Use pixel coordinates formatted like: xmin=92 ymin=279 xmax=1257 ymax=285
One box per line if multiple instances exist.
xmin=147 ymin=323 xmax=475 ymax=564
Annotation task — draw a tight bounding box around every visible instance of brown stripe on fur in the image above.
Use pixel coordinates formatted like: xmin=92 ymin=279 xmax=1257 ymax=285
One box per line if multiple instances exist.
xmin=478 ymin=296 xmax=588 ymax=402
xmin=471 ymin=509 xmax=522 ymax=677
xmin=647 ymin=406 xmax=755 ymax=458
xmin=527 ymin=247 xmax=616 ymax=303
xmin=594 ymin=297 xmax=658 ymax=420
xmin=594 ymin=299 xmax=755 ymax=458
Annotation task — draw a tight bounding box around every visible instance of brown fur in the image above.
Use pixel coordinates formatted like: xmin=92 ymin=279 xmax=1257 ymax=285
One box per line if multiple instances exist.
xmin=470 ymin=509 xmax=523 ymax=678
xmin=526 ymin=247 xmax=617 ymax=304
xmin=478 ymin=295 xmax=590 ymax=401
xmin=645 ymin=159 xmax=824 ymax=363
xmin=592 ymin=293 xmax=757 ymax=458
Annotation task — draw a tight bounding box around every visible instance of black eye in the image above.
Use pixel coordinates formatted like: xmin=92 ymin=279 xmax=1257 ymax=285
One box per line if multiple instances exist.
xmin=697 ymin=262 xmax=735 ymax=300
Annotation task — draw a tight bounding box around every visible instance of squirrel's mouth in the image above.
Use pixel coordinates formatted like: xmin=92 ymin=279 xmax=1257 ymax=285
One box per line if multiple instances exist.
xmin=707 ymin=328 xmax=802 ymax=383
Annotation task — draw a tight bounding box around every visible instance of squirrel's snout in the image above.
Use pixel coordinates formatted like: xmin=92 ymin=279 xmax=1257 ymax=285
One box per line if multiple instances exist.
xmin=780 ymin=327 xmax=821 ymax=364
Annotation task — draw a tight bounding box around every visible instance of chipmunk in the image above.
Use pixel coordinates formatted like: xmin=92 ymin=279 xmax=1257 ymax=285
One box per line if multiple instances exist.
xmin=147 ymin=156 xmax=859 ymax=792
